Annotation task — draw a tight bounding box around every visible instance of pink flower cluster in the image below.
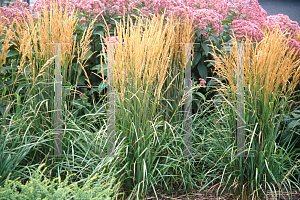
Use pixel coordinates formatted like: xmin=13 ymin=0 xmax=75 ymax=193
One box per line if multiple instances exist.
xmin=2 ymin=0 xmax=260 ymax=39
xmin=1 ymin=0 xmax=300 ymax=58
xmin=0 ymin=0 xmax=32 ymax=26
xmin=79 ymin=92 xmax=85 ymax=98
xmin=191 ymin=8 xmax=223 ymax=38
xmin=228 ymin=0 xmax=268 ymax=27
xmin=104 ymin=36 xmax=119 ymax=43
xmin=10 ymin=0 xmax=29 ymax=9
xmin=226 ymin=0 xmax=268 ymax=43
xmin=215 ymin=120 xmax=220 ymax=126
xmin=230 ymin=20 xmax=264 ymax=42
xmin=225 ymin=0 xmax=300 ymax=56
xmin=30 ymin=0 xmax=76 ymax=16
xmin=194 ymin=78 xmax=206 ymax=88
xmin=282 ymin=37 xmax=300 ymax=57
xmin=264 ymin=14 xmax=300 ymax=39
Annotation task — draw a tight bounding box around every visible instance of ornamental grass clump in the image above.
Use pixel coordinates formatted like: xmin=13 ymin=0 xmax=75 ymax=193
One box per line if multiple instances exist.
xmin=210 ymin=24 xmax=300 ymax=106
xmin=7 ymin=0 xmax=100 ymax=122
xmin=4 ymin=0 xmax=79 ymax=144
xmin=12 ymin=0 xmax=78 ymax=87
xmin=159 ymin=10 xmax=196 ymax=127
xmin=98 ymin=10 xmax=195 ymax=199
xmin=0 ymin=0 xmax=104 ymax=174
xmin=202 ymin=24 xmax=300 ymax=199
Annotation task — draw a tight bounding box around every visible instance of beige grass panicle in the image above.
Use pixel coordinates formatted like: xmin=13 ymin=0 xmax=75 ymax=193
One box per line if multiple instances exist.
xmin=12 ymin=0 xmax=78 ymax=85
xmin=7 ymin=0 xmax=106 ymax=111
xmin=97 ymin=10 xmax=197 ymax=199
xmin=99 ymin=9 xmax=196 ymax=107
xmin=0 ymin=11 xmax=15 ymax=73
xmin=10 ymin=0 xmax=104 ymax=102
xmin=206 ymin=24 xmax=300 ymax=106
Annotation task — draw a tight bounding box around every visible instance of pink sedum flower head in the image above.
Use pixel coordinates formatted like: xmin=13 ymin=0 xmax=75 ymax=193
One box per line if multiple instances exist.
xmin=0 ymin=0 xmax=32 ymax=26
xmin=230 ymin=20 xmax=264 ymax=42
xmin=265 ymin=14 xmax=300 ymax=39
xmin=282 ymin=38 xmax=300 ymax=57
xmin=0 ymin=0 xmax=299 ymax=50
xmin=199 ymin=78 xmax=206 ymax=88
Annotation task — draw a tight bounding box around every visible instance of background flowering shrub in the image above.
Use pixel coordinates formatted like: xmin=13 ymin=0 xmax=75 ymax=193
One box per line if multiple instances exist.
xmin=0 ymin=0 xmax=267 ymax=40
xmin=1 ymin=0 xmax=299 ymax=45
xmin=230 ymin=19 xmax=264 ymax=42
xmin=283 ymin=37 xmax=300 ymax=57
xmin=0 ymin=1 xmax=33 ymax=26
xmin=264 ymin=14 xmax=300 ymax=38
xmin=1 ymin=0 xmax=300 ymax=83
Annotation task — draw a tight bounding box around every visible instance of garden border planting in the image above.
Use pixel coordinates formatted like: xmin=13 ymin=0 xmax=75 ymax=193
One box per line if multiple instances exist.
xmin=50 ymin=41 xmax=251 ymax=159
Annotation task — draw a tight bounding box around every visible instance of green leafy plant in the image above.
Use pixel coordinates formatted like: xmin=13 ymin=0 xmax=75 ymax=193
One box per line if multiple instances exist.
xmin=0 ymin=163 xmax=117 ymax=200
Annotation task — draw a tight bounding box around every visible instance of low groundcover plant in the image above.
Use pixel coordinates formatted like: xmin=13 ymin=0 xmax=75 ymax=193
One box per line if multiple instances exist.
xmin=0 ymin=164 xmax=118 ymax=199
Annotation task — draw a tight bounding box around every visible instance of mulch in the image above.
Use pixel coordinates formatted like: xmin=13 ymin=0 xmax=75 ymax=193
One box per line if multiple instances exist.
xmin=144 ymin=182 xmax=300 ymax=200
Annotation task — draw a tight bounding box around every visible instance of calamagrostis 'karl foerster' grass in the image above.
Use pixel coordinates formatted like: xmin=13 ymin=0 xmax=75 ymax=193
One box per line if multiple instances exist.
xmin=98 ymin=9 xmax=196 ymax=199
xmin=9 ymin=0 xmax=102 ymax=115
xmin=159 ymin=9 xmax=197 ymax=125
xmin=208 ymin=24 xmax=300 ymax=107
xmin=202 ymin=23 xmax=300 ymax=200
xmin=99 ymin=7 xmax=196 ymax=124
xmin=6 ymin=0 xmax=79 ymax=138
xmin=12 ymin=0 xmax=77 ymax=87
xmin=0 ymin=0 xmax=103 ymax=164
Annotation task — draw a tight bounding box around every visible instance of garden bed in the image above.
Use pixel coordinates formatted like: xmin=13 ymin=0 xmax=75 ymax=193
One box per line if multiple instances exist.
xmin=144 ymin=184 xmax=300 ymax=200
xmin=1 ymin=1 xmax=300 ymax=200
